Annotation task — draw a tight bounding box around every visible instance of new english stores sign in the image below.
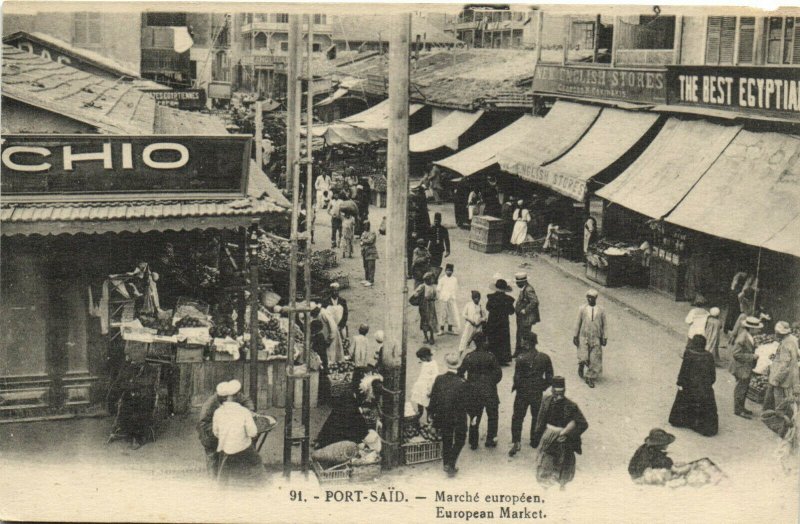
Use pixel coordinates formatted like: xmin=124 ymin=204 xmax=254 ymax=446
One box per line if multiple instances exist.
xmin=666 ymin=66 xmax=800 ymax=121
xmin=532 ymin=65 xmax=667 ymax=105
xmin=1 ymin=135 xmax=252 ymax=197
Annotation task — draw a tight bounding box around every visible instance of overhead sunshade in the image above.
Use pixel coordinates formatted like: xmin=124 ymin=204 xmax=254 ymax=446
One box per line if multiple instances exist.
xmin=434 ymin=115 xmax=541 ymax=177
xmin=307 ymin=100 xmax=424 ymax=145
xmin=316 ymin=88 xmax=348 ymax=107
xmin=596 ymin=118 xmax=741 ymax=219
xmin=530 ymin=109 xmax=660 ymax=201
xmin=763 ymin=213 xmax=800 ymax=258
xmin=666 ymin=131 xmax=800 ymax=253
xmin=410 ymin=110 xmax=484 ymax=153
xmin=497 ymin=101 xmax=602 ymax=185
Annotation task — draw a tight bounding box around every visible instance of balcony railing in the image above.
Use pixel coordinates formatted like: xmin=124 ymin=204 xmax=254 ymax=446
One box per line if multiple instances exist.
xmin=241 ymin=22 xmax=333 ymax=34
xmin=240 ymin=54 xmax=288 ymax=67
xmin=614 ymin=49 xmax=675 ymax=67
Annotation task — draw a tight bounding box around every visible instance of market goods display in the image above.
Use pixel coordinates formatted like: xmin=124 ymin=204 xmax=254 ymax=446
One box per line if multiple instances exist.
xmin=638 ymin=458 xmax=724 ymax=488
xmin=138 ymin=314 xmax=178 ymax=336
xmin=175 ymin=316 xmax=206 ymax=328
xmin=402 ymin=421 xmax=441 ymax=444
xmin=312 ymin=440 xmax=359 ymax=467
xmin=328 ymin=360 xmax=355 ymax=384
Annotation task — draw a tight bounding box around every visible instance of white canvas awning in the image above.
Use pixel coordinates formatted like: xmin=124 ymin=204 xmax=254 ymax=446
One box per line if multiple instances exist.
xmin=409 ymin=110 xmax=484 ymax=153
xmin=305 ymin=100 xmax=424 ymax=145
xmin=596 ymin=118 xmax=741 ymax=219
xmin=434 ymin=115 xmax=541 ymax=177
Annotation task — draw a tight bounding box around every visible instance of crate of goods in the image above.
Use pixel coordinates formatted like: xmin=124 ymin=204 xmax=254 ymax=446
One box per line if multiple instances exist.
xmin=176 ymin=344 xmax=205 ymax=363
xmin=402 ymin=440 xmax=443 ymax=465
xmin=747 ymin=374 xmax=767 ymax=404
xmin=350 ymin=461 xmax=381 ymax=483
xmin=469 ymin=216 xmax=505 ymax=247
xmin=328 ymin=361 xmax=354 ymax=398
xmin=312 ymin=460 xmax=352 ymax=484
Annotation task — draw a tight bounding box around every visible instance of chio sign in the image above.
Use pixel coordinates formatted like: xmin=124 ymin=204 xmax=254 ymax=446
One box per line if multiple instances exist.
xmin=2 ymin=141 xmax=189 ymax=172
xmin=1 ymin=135 xmax=252 ymax=196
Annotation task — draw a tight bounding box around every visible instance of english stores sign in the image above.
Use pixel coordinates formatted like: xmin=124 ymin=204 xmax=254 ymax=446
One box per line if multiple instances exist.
xmin=666 ymin=66 xmax=800 ymax=121
xmin=532 ymin=65 xmax=667 ymax=105
xmin=1 ymin=135 xmax=252 ymax=197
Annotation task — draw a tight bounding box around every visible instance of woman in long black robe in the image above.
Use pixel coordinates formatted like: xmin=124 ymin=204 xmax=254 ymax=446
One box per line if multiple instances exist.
xmin=669 ymin=335 xmax=718 ymax=437
xmin=485 ymin=281 xmax=516 ymax=365
xmin=315 ymin=390 xmax=369 ymax=449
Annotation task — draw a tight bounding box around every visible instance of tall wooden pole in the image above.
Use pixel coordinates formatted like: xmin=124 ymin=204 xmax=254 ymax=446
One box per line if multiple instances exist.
xmin=283 ymin=13 xmax=302 ymax=478
xmin=382 ymin=13 xmax=411 ymax=470
xmin=250 ymin=101 xmax=263 ymax=409
xmin=302 ymin=15 xmax=314 ymax=476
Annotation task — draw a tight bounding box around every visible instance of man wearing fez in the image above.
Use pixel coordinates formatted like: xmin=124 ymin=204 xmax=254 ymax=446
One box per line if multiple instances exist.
xmin=573 ymin=289 xmax=608 ymax=389
xmin=509 ymin=331 xmax=553 ymax=457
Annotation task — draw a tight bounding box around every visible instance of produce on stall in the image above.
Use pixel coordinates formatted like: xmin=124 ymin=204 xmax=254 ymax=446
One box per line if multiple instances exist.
xmin=586 ymin=241 xmax=646 ymax=288
xmin=257 ymin=236 xmax=343 ymax=300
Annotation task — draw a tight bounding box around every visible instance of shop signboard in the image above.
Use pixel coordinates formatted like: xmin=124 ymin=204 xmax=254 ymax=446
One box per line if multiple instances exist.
xmin=512 ymin=161 xmax=589 ymax=202
xmin=666 ymin=65 xmax=800 ymax=121
xmin=208 ymin=81 xmax=232 ymax=100
xmin=142 ymin=88 xmax=207 ymax=110
xmin=1 ymin=134 xmax=251 ymax=197
xmin=532 ymin=65 xmax=667 ymax=105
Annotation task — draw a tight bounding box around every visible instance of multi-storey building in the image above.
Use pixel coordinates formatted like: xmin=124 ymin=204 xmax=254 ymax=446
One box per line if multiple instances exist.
xmin=448 ymin=6 xmax=539 ymax=49
xmin=237 ymin=13 xmax=333 ymax=97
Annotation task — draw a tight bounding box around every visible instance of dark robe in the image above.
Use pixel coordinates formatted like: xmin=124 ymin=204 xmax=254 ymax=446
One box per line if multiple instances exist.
xmin=485 ymin=291 xmax=515 ymax=364
xmin=669 ymin=343 xmax=718 ymax=437
xmin=315 ymin=393 xmax=369 ymax=449
xmin=628 ymin=444 xmax=674 ymax=479
xmin=482 ymin=185 xmax=501 ymax=218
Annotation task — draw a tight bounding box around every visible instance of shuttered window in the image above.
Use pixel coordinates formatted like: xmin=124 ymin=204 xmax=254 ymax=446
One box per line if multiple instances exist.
xmin=793 ymin=19 xmax=800 ymax=64
xmin=737 ymin=17 xmax=756 ymax=63
xmin=765 ymin=16 xmax=800 ymax=64
xmin=705 ymin=16 xmax=737 ymax=64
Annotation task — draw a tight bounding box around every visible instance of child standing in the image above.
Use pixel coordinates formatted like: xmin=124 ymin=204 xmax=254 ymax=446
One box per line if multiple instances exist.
xmin=459 ymin=291 xmax=485 ymax=358
xmin=409 ymin=347 xmax=439 ymax=420
xmin=436 ymin=263 xmax=461 ymax=335
xmin=341 ymin=213 xmax=356 ymax=259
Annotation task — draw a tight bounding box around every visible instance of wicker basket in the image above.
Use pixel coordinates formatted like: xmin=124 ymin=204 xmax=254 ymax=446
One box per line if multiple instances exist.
xmin=402 ymin=440 xmax=442 ymax=465
xmin=746 ymin=377 xmax=767 ymax=404
xmin=312 ymin=460 xmax=351 ymax=484
xmin=336 ymin=274 xmax=350 ymax=290
xmin=350 ymin=462 xmax=381 ymax=483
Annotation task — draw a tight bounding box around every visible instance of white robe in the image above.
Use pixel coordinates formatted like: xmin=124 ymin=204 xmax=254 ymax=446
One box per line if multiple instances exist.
xmin=410 ymin=360 xmax=440 ymax=407
xmin=510 ymin=208 xmax=531 ymax=246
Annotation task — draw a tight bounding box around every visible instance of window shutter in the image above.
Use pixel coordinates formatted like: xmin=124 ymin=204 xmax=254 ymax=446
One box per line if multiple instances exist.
xmin=705 ymin=16 xmax=722 ymax=64
xmin=793 ymin=17 xmax=800 ymax=64
xmin=719 ymin=16 xmax=736 ymax=64
xmin=738 ymin=17 xmax=755 ymax=63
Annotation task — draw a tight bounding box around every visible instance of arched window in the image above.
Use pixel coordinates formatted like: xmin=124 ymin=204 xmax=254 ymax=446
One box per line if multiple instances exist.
xmin=254 ymin=32 xmax=268 ymax=49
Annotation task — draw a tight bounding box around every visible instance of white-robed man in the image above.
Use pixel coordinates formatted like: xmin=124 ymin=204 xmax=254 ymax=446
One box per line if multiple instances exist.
xmin=437 ymin=263 xmax=461 ymax=335
xmin=573 ymin=289 xmax=608 ymax=389
xmin=212 ymin=380 xmax=265 ymax=485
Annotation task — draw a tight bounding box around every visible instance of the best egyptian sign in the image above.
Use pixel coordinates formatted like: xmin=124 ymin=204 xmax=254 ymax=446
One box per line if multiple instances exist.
xmin=1 ymin=135 xmax=251 ymax=196
xmin=666 ymin=66 xmax=800 ymax=121
xmin=532 ymin=65 xmax=667 ymax=105
xmin=143 ymin=89 xmax=207 ymax=110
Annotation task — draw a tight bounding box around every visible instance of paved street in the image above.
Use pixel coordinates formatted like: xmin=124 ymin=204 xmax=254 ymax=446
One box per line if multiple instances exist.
xmin=0 ymin=203 xmax=795 ymax=523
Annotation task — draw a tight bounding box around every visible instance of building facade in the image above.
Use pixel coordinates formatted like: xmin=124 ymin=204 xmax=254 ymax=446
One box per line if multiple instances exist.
xmin=448 ymin=6 xmax=538 ymax=49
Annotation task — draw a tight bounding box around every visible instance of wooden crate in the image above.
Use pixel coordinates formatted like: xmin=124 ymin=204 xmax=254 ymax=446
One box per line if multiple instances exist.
xmin=469 ymin=215 xmax=505 ymax=246
xmin=469 ymin=239 xmax=502 ymax=254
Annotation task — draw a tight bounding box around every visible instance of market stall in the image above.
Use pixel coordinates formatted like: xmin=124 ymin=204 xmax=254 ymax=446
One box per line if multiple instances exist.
xmin=586 ymin=241 xmax=648 ymax=288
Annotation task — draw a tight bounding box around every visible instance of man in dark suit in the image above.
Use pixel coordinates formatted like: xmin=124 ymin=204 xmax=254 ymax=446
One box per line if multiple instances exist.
xmin=458 ymin=332 xmax=502 ymax=450
xmin=427 ymin=212 xmax=451 ymax=278
xmin=320 ymin=282 xmax=348 ymax=340
xmin=729 ymin=316 xmax=762 ymax=418
xmin=429 ymin=353 xmax=470 ymax=477
xmin=509 ymin=331 xmax=553 ymax=457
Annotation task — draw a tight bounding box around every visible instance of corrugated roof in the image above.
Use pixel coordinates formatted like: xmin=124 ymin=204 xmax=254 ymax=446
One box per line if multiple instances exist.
xmin=328 ymin=49 xmax=536 ymax=109
xmin=3 ymin=31 xmax=141 ymax=79
xmin=2 ymin=44 xmax=156 ymax=134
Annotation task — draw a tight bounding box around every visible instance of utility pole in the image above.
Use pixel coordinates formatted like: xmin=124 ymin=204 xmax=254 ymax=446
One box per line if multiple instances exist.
xmin=283 ymin=13 xmax=302 ymax=478
xmin=250 ymin=101 xmax=264 ymax=409
xmin=302 ymin=15 xmax=315 ymax=476
xmin=382 ymin=13 xmax=411 ymax=470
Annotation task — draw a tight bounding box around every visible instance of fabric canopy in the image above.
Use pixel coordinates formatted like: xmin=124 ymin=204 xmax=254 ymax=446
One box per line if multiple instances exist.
xmin=530 ymin=109 xmax=660 ymax=201
xmin=596 ymin=118 xmax=741 ymax=219
xmin=434 ymin=115 xmax=541 ymax=177
xmin=308 ymin=100 xmax=425 ymax=145
xmin=316 ymin=88 xmax=348 ymax=107
xmin=666 ymin=131 xmax=800 ymax=254
xmin=409 ymin=110 xmax=484 ymax=153
xmin=497 ymin=101 xmax=601 ymax=189
xmin=763 ymin=213 xmax=800 ymax=258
